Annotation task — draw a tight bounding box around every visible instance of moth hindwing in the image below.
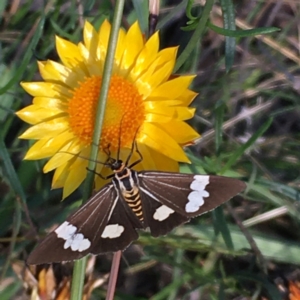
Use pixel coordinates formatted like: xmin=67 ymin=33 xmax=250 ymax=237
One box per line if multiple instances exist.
xmin=28 ymin=164 xmax=246 ymax=264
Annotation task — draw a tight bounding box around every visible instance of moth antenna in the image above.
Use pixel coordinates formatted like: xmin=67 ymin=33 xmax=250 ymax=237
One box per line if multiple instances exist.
xmin=58 ymin=151 xmax=107 ymax=166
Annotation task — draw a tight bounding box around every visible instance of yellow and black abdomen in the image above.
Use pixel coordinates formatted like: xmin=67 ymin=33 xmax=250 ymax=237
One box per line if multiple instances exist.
xmin=123 ymin=187 xmax=144 ymax=221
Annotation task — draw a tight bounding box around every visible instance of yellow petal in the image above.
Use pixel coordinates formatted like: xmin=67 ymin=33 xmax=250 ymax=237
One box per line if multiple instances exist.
xmin=137 ymin=60 xmax=174 ymax=98
xmin=156 ymin=121 xmax=200 ymax=143
xmin=78 ymin=42 xmax=102 ymax=76
xmin=135 ymin=60 xmax=158 ymax=96
xmin=175 ymin=107 xmax=195 ymax=121
xmin=177 ymin=89 xmax=198 ymax=106
xmin=130 ymin=31 xmax=159 ymax=79
xmin=38 ymin=60 xmax=86 ymax=87
xmin=43 ymin=140 xmax=84 ymax=172
xmin=24 ymin=139 xmax=61 ymax=160
xmin=38 ymin=60 xmax=69 ymax=81
xmin=144 ymin=101 xmax=176 ymax=113
xmin=16 ymin=105 xmax=64 ymax=125
xmin=139 ymin=123 xmax=190 ymax=163
xmin=52 ymin=160 xmax=73 ymax=190
xmin=144 ymin=102 xmax=177 ymax=122
xmin=24 ymin=139 xmax=52 ymax=159
xmin=120 ymin=22 xmax=144 ymax=72
xmin=33 ymin=97 xmax=67 ymax=109
xmin=63 ymin=157 xmax=88 ymax=198
xmin=145 ymin=99 xmax=183 ymax=105
xmin=139 ymin=144 xmax=179 ymax=172
xmin=21 ymin=82 xmax=72 ymax=98
xmin=23 ymin=131 xmax=75 ymax=160
xmin=150 ymin=75 xmax=196 ymax=99
xmin=19 ymin=117 xmax=68 ymax=139
xmin=155 ymin=47 xmax=177 ymax=70
xmin=55 ymin=36 xmax=83 ymax=68
xmin=145 ymin=113 xmax=173 ymax=123
xmin=83 ymin=21 xmax=99 ymax=57
xmin=114 ymin=28 xmax=126 ymax=66
xmin=98 ymin=19 xmax=111 ymax=59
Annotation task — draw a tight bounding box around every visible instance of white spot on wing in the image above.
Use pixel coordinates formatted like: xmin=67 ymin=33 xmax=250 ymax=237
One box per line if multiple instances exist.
xmin=153 ymin=205 xmax=175 ymax=221
xmin=101 ymin=224 xmax=124 ymax=239
xmin=186 ymin=175 xmax=210 ymax=213
xmin=55 ymin=221 xmax=91 ymax=252
xmin=55 ymin=221 xmax=76 ymax=238
xmin=190 ymin=175 xmax=210 ymax=190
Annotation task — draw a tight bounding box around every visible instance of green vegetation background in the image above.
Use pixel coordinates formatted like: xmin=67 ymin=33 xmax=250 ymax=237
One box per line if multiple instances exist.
xmin=1 ymin=0 xmax=300 ymax=299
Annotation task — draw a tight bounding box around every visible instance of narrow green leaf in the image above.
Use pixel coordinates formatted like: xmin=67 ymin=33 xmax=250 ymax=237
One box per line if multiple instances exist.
xmin=132 ymin=0 xmax=148 ymax=33
xmin=178 ymin=224 xmax=300 ymax=265
xmin=219 ymin=0 xmax=236 ymax=71
xmin=185 ymin=0 xmax=198 ymax=20
xmin=208 ymin=22 xmax=280 ymax=37
xmin=221 ymin=118 xmax=273 ymax=174
xmin=213 ymin=207 xmax=234 ymax=250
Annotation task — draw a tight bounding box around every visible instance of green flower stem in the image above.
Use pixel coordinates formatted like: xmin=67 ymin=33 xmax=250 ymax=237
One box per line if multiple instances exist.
xmin=70 ymin=1 xmax=125 ymax=299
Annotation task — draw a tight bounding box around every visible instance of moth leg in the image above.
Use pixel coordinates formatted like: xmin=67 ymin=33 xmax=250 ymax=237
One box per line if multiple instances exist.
xmin=86 ymin=167 xmax=115 ymax=180
xmin=128 ymin=141 xmax=143 ymax=169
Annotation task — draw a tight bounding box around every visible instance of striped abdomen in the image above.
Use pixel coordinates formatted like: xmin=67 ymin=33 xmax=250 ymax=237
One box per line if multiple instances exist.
xmin=123 ymin=187 xmax=144 ymax=221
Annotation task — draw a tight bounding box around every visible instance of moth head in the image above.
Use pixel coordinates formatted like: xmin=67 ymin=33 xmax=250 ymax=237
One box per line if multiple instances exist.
xmin=105 ymin=158 xmax=124 ymax=172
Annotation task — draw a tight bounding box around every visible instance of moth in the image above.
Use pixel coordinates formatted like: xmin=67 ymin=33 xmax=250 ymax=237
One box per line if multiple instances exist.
xmin=27 ymin=145 xmax=246 ymax=264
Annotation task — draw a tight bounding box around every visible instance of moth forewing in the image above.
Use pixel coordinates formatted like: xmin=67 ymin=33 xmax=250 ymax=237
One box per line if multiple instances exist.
xmin=137 ymin=172 xmax=246 ymax=218
xmin=197 ymin=175 xmax=246 ymax=216
xmin=27 ymin=184 xmax=118 ymax=264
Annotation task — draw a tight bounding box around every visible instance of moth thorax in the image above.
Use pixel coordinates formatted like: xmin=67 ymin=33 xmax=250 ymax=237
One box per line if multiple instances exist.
xmin=123 ymin=186 xmax=144 ymax=222
xmin=117 ymin=168 xmax=135 ymax=191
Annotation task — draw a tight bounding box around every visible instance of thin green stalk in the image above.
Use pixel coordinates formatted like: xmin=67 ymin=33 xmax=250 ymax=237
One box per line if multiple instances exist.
xmin=70 ymin=1 xmax=125 ymax=299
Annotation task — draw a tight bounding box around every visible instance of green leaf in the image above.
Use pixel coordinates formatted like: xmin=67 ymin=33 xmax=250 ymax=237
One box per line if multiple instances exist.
xmin=177 ymin=224 xmax=300 ymax=265
xmin=132 ymin=0 xmax=148 ymax=33
xmin=208 ymin=21 xmax=280 ymax=37
xmin=213 ymin=207 xmax=234 ymax=250
xmin=219 ymin=0 xmax=236 ymax=71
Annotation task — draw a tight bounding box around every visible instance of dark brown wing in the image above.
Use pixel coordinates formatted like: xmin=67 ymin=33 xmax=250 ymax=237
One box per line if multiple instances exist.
xmin=28 ymin=184 xmax=118 ymax=264
xmin=89 ymin=195 xmax=143 ymax=254
xmin=138 ymin=172 xmax=246 ymax=220
xmin=139 ymin=189 xmax=190 ymax=237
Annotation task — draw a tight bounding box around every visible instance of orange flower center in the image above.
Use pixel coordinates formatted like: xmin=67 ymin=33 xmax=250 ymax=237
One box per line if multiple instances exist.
xmin=68 ymin=75 xmax=145 ymax=151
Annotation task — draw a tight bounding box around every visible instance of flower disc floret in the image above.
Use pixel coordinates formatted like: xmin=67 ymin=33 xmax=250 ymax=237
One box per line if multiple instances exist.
xmin=68 ymin=75 xmax=144 ymax=150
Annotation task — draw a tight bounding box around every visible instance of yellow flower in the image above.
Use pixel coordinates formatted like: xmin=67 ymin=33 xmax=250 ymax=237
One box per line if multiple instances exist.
xmin=16 ymin=20 xmax=199 ymax=199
